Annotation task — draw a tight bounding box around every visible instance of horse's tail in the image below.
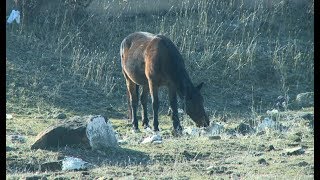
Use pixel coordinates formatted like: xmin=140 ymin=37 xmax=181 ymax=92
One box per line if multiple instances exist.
xmin=120 ymin=38 xmax=127 ymax=61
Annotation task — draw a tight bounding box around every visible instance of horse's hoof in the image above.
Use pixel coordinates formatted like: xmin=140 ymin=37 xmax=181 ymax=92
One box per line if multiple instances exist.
xmin=132 ymin=128 xmax=141 ymax=133
xmin=172 ymin=128 xmax=183 ymax=137
xmin=143 ymin=124 xmax=151 ymax=129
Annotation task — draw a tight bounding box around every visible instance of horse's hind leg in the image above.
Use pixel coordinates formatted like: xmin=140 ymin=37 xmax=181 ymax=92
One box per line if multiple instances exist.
xmin=169 ymin=87 xmax=182 ymax=135
xmin=126 ymin=79 xmax=140 ymax=132
xmin=148 ymin=82 xmax=160 ymax=132
xmin=126 ymin=89 xmax=132 ymax=121
xmin=140 ymin=85 xmax=150 ymax=129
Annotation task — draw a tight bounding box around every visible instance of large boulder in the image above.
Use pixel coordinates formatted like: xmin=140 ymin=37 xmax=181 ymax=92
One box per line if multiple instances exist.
xmin=31 ymin=115 xmax=118 ymax=150
xmin=86 ymin=115 xmax=119 ymax=150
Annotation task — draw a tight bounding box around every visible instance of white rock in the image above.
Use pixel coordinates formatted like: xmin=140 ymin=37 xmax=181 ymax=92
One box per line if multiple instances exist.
xmin=266 ymin=109 xmax=279 ymax=116
xmin=141 ymin=134 xmax=162 ymax=144
xmin=257 ymin=117 xmax=276 ymax=132
xmin=183 ymin=127 xmax=200 ymax=136
xmin=62 ymin=156 xmax=92 ymax=171
xmin=6 ymin=114 xmax=13 ymax=120
xmin=204 ymin=122 xmax=225 ymax=136
xmin=7 ymin=10 xmax=20 ymax=24
xmin=86 ymin=115 xmax=118 ymax=150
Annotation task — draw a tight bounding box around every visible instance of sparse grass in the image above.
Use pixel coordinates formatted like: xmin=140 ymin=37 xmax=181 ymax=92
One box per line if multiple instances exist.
xmin=6 ymin=111 xmax=314 ymax=179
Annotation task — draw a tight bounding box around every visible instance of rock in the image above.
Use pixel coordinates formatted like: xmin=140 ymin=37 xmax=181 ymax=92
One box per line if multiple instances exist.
xmin=295 ymin=92 xmax=314 ymax=108
xmin=301 ymin=113 xmax=314 ymax=129
xmin=225 ymin=128 xmax=237 ymax=136
xmin=183 ymin=127 xmax=200 ymax=136
xmin=236 ymin=122 xmax=254 ymax=135
xmin=6 ymin=146 xmax=15 ymax=151
xmin=257 ymin=118 xmax=276 ymax=132
xmin=266 ymin=145 xmax=275 ymax=151
xmin=287 ymin=142 xmax=300 ymax=147
xmin=31 ymin=116 xmax=90 ymax=149
xmin=141 ymin=133 xmax=162 ymax=144
xmin=274 ymin=95 xmax=289 ymax=111
xmin=81 ymin=171 xmax=90 ymax=176
xmin=292 ymin=136 xmax=302 ymax=143
xmin=118 ymin=139 xmax=128 ymax=145
xmin=55 ymin=113 xmax=67 ymax=119
xmin=96 ymin=177 xmax=108 ymax=180
xmin=204 ymin=122 xmax=225 ymax=136
xmin=206 ymin=166 xmax=215 ymax=171
xmin=40 ymin=161 xmax=62 ymax=172
xmin=297 ymin=161 xmax=309 ymax=167
xmin=301 ymin=113 xmax=314 ymax=121
xmin=256 ymin=131 xmax=265 ymax=136
xmin=258 ymin=158 xmax=269 ymax=165
xmin=208 ymin=135 xmax=221 ymax=140
xmin=206 ymin=166 xmax=227 ymax=174
xmin=62 ymin=156 xmax=93 ymax=171
xmin=266 ymin=109 xmax=279 ymax=116
xmin=284 ymin=147 xmax=305 ymax=156
xmin=6 ymin=114 xmax=13 ymax=120
xmin=86 ymin=115 xmax=119 ymax=149
xmin=10 ymin=135 xmax=26 ymax=143
xmin=31 ymin=115 xmax=118 ymax=150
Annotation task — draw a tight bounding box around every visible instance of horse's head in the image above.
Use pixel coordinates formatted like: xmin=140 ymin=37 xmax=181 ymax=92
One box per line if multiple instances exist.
xmin=185 ymin=82 xmax=210 ymax=127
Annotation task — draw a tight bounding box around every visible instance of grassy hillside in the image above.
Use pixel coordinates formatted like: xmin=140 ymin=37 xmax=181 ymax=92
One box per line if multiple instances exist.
xmin=6 ymin=0 xmax=313 ymax=179
xmin=6 ymin=0 xmax=313 ymax=116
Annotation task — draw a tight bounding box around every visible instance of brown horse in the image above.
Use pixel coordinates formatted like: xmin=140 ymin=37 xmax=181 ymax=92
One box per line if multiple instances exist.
xmin=120 ymin=32 xmax=209 ymax=133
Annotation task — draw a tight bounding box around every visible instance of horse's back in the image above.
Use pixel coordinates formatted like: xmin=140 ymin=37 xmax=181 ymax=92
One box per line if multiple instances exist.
xmin=120 ymin=32 xmax=155 ymax=54
xmin=120 ymin=32 xmax=185 ymax=86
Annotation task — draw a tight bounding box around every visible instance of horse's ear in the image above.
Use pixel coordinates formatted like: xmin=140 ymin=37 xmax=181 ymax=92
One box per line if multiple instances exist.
xmin=196 ymin=82 xmax=204 ymax=90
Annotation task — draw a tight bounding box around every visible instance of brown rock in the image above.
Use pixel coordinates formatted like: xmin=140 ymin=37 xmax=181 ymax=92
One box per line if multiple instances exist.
xmin=31 ymin=116 xmax=91 ymax=150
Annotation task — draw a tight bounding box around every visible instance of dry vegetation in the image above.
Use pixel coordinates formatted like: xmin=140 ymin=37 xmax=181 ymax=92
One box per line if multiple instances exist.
xmin=6 ymin=0 xmax=313 ymax=179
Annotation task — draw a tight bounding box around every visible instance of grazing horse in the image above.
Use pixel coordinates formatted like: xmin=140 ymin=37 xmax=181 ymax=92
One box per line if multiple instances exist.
xmin=120 ymin=32 xmax=209 ymax=133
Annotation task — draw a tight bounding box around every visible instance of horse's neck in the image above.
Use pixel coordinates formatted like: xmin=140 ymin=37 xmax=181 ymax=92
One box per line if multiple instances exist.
xmin=177 ymin=73 xmax=194 ymax=99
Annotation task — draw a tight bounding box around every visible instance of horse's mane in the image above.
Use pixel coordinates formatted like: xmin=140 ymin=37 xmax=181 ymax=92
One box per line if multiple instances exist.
xmin=156 ymin=34 xmax=193 ymax=98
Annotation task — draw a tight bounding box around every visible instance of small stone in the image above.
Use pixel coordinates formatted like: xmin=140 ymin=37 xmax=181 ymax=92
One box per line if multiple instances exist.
xmin=293 ymin=137 xmax=302 ymax=142
xmin=297 ymin=161 xmax=308 ymax=167
xmin=10 ymin=135 xmax=26 ymax=143
xmin=258 ymin=158 xmax=268 ymax=165
xmin=256 ymin=131 xmax=265 ymax=136
xmin=56 ymin=113 xmax=67 ymax=119
xmin=40 ymin=161 xmax=62 ymax=172
xmin=118 ymin=139 xmax=128 ymax=145
xmin=206 ymin=166 xmax=215 ymax=171
xmin=208 ymin=135 xmax=221 ymax=140
xmin=236 ymin=122 xmax=254 ymax=135
xmin=254 ymin=152 xmax=264 ymax=156
xmin=287 ymin=142 xmax=300 ymax=147
xmin=6 ymin=114 xmax=13 ymax=120
xmin=284 ymin=147 xmax=305 ymax=156
xmin=82 ymin=171 xmax=90 ymax=175
xmin=266 ymin=145 xmax=275 ymax=151
xmin=301 ymin=113 xmax=314 ymax=121
xmin=141 ymin=134 xmax=162 ymax=144
xmin=6 ymin=146 xmax=15 ymax=151
xmin=152 ymin=140 xmax=163 ymax=144
xmin=216 ymin=166 xmax=227 ymax=173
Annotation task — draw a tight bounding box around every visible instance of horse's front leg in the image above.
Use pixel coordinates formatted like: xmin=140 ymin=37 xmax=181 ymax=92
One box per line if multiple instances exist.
xmin=169 ymin=88 xmax=182 ymax=135
xmin=148 ymin=82 xmax=159 ymax=132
